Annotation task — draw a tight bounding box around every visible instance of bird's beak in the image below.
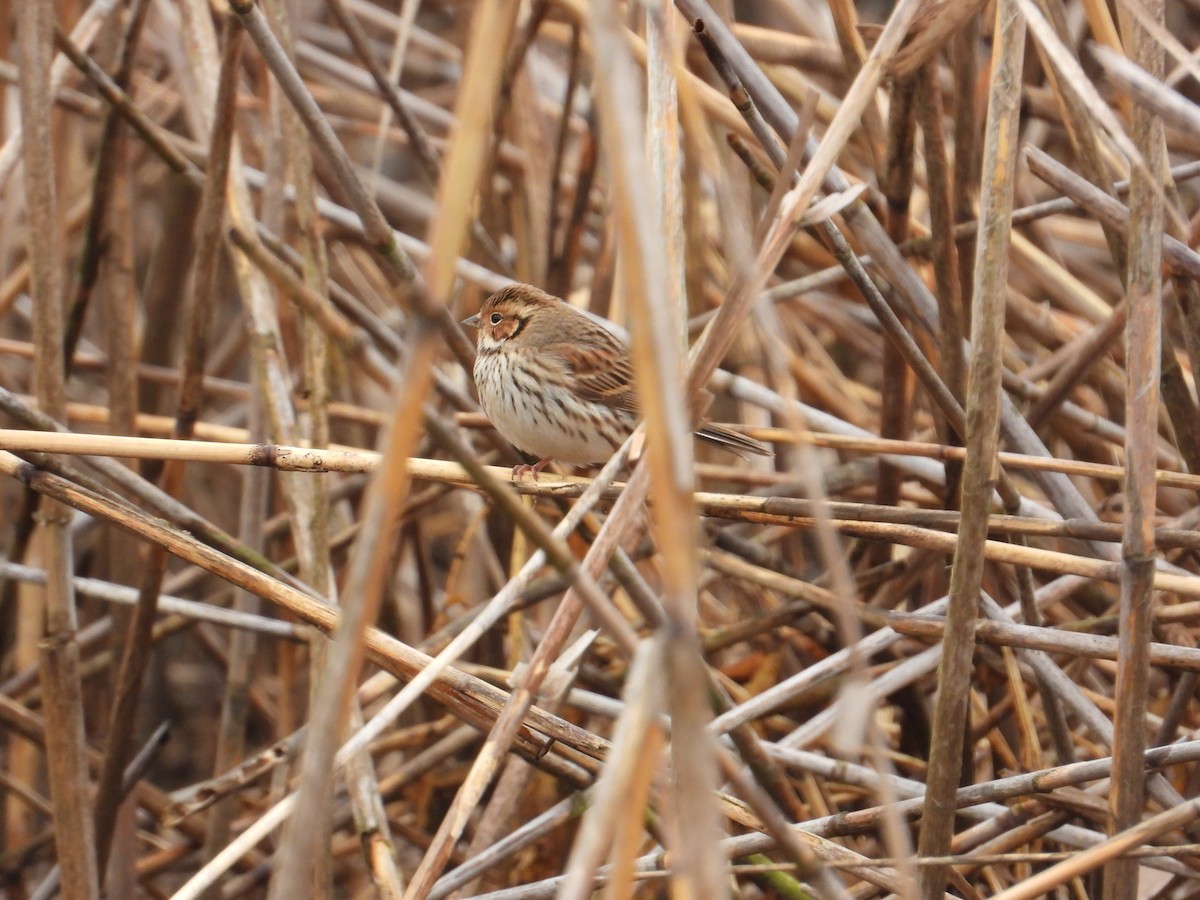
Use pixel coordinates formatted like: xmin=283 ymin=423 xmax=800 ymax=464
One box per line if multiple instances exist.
xmin=462 ymin=313 xmax=480 ymax=328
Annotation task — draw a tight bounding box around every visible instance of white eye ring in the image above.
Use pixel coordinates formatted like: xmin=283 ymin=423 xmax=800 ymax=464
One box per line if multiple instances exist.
xmin=490 ymin=312 xmax=503 ymax=325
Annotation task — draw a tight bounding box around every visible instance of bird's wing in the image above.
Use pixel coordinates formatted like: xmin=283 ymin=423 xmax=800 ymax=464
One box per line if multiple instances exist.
xmin=548 ymin=331 xmax=640 ymax=413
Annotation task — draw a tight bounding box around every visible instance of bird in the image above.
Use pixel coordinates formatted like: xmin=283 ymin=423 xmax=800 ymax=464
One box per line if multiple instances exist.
xmin=463 ymin=283 xmax=772 ymax=477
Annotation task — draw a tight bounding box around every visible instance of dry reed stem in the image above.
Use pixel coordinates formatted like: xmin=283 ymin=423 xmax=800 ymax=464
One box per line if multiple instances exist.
xmin=991 ymin=794 xmax=1200 ymax=900
xmin=16 ymin=1 xmax=98 ymax=895
xmin=1105 ymin=2 xmax=1167 ymax=895
xmin=5 ymin=2 xmax=1200 ymax=897
xmin=586 ymin=2 xmax=729 ymax=896
xmin=0 ymin=453 xmax=612 ymax=758
xmin=26 ymin=430 xmax=1200 ymax=585
xmin=918 ymin=5 xmax=1027 ymax=895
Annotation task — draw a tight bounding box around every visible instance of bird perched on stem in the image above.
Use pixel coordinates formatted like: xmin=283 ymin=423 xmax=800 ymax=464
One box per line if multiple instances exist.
xmin=463 ymin=283 xmax=772 ymax=477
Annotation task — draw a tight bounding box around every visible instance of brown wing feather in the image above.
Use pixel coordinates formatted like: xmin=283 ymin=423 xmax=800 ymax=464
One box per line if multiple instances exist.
xmin=550 ymin=344 xmax=639 ymax=412
xmin=543 ymin=318 xmax=640 ymax=413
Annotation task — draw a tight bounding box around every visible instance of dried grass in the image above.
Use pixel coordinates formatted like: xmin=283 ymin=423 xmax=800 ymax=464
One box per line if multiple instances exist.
xmin=2 ymin=0 xmax=1200 ymax=897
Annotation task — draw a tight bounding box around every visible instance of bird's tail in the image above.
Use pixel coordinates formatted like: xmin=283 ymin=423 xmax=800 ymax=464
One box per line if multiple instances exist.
xmin=696 ymin=423 xmax=773 ymax=458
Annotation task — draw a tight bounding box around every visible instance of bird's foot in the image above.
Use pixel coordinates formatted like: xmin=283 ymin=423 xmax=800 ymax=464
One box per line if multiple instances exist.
xmin=511 ymin=458 xmax=553 ymax=481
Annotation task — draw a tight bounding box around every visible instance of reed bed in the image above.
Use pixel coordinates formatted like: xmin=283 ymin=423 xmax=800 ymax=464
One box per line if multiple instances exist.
xmin=1 ymin=0 xmax=1199 ymax=897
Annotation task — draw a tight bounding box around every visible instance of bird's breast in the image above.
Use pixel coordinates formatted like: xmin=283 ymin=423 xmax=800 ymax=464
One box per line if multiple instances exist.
xmin=472 ymin=349 xmax=633 ymax=464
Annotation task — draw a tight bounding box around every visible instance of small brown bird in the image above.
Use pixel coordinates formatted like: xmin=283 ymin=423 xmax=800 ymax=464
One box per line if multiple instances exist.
xmin=463 ymin=284 xmax=772 ymax=476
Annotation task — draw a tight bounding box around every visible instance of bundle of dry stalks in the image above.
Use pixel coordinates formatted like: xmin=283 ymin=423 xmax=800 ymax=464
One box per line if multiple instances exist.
xmin=2 ymin=0 xmax=1200 ymax=897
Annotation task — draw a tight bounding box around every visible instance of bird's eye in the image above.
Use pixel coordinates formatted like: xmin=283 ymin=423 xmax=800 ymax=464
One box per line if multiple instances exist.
xmin=489 ymin=312 xmax=503 ymax=325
